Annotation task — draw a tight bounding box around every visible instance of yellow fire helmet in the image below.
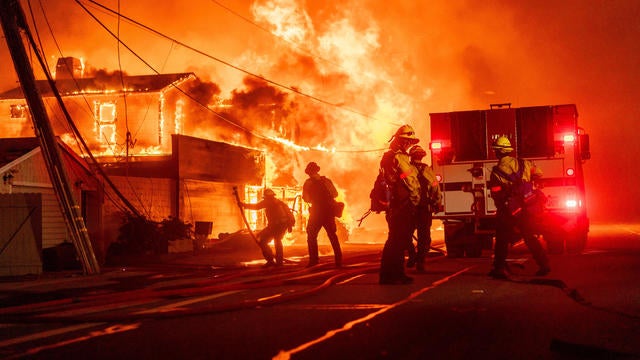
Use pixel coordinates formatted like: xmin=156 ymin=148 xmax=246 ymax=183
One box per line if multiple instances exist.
xmin=409 ymin=144 xmax=427 ymax=160
xmin=492 ymin=136 xmax=514 ymax=154
xmin=263 ymin=188 xmax=276 ymax=198
xmin=393 ymin=124 xmax=419 ymax=144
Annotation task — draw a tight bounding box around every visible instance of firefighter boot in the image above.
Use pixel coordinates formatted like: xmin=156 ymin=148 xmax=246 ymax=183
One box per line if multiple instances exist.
xmin=535 ymin=266 xmax=550 ymax=276
xmin=488 ymin=267 xmax=509 ymax=280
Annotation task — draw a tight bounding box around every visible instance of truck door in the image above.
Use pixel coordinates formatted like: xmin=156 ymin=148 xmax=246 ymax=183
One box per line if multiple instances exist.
xmin=486 ymin=107 xmax=516 ymax=160
xmin=485 ymin=107 xmax=516 ymax=212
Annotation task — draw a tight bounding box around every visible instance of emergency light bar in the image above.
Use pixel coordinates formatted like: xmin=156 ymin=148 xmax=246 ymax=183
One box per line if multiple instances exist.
xmin=430 ymin=141 xmax=442 ymax=151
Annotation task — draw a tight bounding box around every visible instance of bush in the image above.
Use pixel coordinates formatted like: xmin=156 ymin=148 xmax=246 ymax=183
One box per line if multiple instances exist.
xmin=115 ymin=214 xmax=159 ymax=255
xmin=159 ymin=216 xmax=193 ymax=243
xmin=113 ymin=214 xmax=193 ymax=256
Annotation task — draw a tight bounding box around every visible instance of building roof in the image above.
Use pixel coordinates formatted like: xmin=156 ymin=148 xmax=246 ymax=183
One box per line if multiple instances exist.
xmin=0 ymin=73 xmax=195 ymax=100
xmin=0 ymin=136 xmax=93 ymax=172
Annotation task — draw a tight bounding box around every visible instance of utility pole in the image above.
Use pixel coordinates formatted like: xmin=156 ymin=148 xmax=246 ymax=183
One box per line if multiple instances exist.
xmin=0 ymin=0 xmax=100 ymax=274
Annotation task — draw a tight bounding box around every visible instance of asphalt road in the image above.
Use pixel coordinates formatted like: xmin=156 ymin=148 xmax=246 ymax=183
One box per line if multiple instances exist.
xmin=1 ymin=223 xmax=639 ymax=359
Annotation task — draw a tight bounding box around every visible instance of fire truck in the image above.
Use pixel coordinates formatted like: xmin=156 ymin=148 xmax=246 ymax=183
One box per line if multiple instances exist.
xmin=428 ymin=103 xmax=590 ymax=257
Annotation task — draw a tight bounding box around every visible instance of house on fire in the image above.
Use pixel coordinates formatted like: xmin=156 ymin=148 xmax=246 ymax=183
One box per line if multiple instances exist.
xmin=0 ymin=58 xmax=270 ymax=273
xmin=0 ymin=57 xmax=196 ymax=153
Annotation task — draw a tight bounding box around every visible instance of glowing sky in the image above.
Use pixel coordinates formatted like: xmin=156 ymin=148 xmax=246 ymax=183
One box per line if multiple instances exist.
xmin=1 ymin=0 xmax=639 ymax=223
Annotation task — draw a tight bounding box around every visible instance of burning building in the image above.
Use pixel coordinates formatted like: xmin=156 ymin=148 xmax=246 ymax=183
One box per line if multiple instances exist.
xmin=98 ymin=134 xmax=266 ymax=253
xmin=0 ymin=56 xmax=343 ymax=267
xmin=0 ymin=58 xmax=196 ymax=154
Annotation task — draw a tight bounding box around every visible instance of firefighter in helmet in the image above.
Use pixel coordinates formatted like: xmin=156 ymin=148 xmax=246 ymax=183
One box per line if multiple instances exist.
xmin=406 ymin=144 xmax=442 ymax=273
xmin=379 ymin=125 xmax=421 ymax=284
xmin=302 ymin=161 xmax=342 ymax=268
xmin=488 ymin=136 xmax=550 ymax=279
xmin=240 ymin=188 xmax=291 ymax=267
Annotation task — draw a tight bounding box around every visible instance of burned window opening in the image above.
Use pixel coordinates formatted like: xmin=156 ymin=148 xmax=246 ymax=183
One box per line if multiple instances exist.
xmin=10 ymin=104 xmax=27 ymax=119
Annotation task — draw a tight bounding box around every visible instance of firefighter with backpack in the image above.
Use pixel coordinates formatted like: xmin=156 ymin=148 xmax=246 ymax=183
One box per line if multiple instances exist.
xmin=302 ymin=161 xmax=343 ymax=268
xmin=378 ymin=125 xmax=422 ymax=284
xmin=406 ymin=144 xmax=442 ymax=273
xmin=239 ymin=188 xmax=294 ymax=267
xmin=488 ymin=136 xmax=550 ymax=279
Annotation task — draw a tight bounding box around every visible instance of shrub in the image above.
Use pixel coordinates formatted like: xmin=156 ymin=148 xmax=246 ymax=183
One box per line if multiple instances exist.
xmin=115 ymin=213 xmax=159 ymax=255
xmin=113 ymin=214 xmax=193 ymax=256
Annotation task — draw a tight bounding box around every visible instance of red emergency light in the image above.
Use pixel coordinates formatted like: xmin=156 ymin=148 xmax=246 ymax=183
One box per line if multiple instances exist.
xmin=430 ymin=141 xmax=443 ymax=151
xmin=566 ymin=168 xmax=575 ymax=176
xmin=565 ymin=199 xmax=578 ymax=208
xmin=563 ymin=134 xmax=576 ymax=144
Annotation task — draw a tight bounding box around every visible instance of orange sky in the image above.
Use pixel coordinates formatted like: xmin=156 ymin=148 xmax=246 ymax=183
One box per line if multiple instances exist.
xmin=1 ymin=0 xmax=639 ymax=223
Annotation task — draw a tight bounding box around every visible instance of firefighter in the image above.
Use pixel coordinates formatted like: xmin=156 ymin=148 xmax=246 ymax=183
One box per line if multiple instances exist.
xmin=302 ymin=161 xmax=342 ymax=268
xmin=239 ymin=188 xmax=290 ymax=267
xmin=488 ymin=136 xmax=550 ymax=279
xmin=379 ymin=125 xmax=422 ymax=284
xmin=406 ymin=144 xmax=442 ymax=273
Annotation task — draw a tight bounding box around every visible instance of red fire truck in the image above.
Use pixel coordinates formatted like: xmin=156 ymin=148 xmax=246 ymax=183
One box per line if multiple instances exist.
xmin=428 ymin=103 xmax=590 ymax=256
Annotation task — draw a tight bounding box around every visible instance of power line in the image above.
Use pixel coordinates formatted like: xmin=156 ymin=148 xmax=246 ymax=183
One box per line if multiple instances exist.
xmin=31 ymin=0 xmax=151 ymax=216
xmin=116 ymin=0 xmax=132 ymax=160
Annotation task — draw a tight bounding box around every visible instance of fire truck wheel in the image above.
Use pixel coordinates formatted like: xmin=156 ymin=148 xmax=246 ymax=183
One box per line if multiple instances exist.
xmin=565 ymin=231 xmax=587 ymax=254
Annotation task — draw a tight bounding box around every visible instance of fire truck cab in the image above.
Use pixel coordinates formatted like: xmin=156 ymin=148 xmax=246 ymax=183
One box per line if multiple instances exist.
xmin=428 ymin=103 xmax=590 ymax=256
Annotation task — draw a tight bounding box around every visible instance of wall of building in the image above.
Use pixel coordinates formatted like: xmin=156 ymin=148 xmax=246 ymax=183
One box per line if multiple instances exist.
xmin=0 ymin=101 xmax=32 ymax=138
xmin=180 ymin=179 xmax=243 ymax=238
xmin=0 ymin=193 xmax=42 ymax=276
xmin=173 ymin=134 xmax=264 ymax=185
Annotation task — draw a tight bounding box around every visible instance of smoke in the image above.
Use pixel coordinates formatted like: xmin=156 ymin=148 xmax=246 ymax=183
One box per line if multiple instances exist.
xmin=1 ymin=0 xmax=639 ymax=222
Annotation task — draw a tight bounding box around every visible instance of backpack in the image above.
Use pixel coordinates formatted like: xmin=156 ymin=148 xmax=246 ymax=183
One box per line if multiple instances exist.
xmin=492 ymin=159 xmax=542 ymax=216
xmin=370 ymin=170 xmax=392 ymax=213
xmin=277 ymin=201 xmax=295 ymax=227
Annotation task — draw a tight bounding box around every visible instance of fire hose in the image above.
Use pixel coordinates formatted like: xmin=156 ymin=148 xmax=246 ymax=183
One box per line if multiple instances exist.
xmin=1 ymin=262 xmax=380 ymax=324
xmin=232 ymin=186 xmax=261 ymax=247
